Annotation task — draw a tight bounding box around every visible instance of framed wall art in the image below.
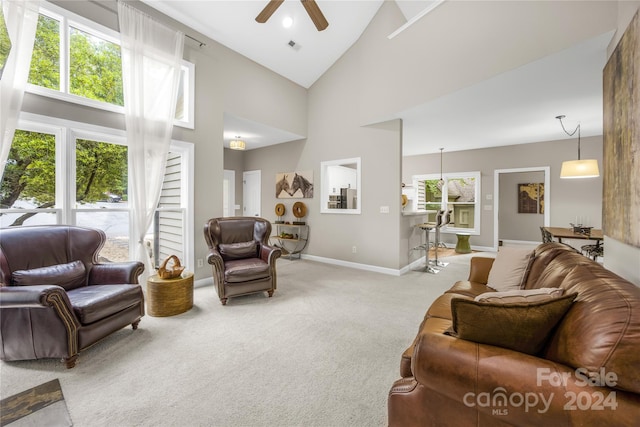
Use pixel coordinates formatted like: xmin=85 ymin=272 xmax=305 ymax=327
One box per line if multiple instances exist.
xmin=518 ymin=183 xmax=544 ymax=214
xmin=276 ymin=171 xmax=314 ymax=199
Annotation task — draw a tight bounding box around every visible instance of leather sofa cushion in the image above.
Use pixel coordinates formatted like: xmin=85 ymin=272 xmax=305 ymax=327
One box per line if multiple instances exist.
xmin=427 ymin=293 xmax=472 ymax=320
xmin=446 ymin=292 xmax=577 ymax=355
xmin=67 ymin=284 xmax=142 ymax=324
xmin=486 ymin=247 xmax=534 ymax=291
xmin=445 ymin=281 xmax=492 ymax=298
xmin=545 ymin=263 xmax=640 ymax=394
xmin=219 ymin=241 xmax=258 ymax=261
xmin=11 ymin=260 xmax=86 ymax=291
xmin=224 ymin=258 xmax=270 ymax=283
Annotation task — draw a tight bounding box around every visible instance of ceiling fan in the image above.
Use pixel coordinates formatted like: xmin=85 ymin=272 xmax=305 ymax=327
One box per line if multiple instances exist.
xmin=256 ymin=0 xmax=329 ymax=31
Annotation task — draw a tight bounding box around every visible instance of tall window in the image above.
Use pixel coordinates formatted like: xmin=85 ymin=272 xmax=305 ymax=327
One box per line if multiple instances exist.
xmin=0 ymin=116 xmax=193 ymax=268
xmin=74 ymin=138 xmax=129 ymax=261
xmin=413 ymin=171 xmax=481 ymax=234
xmin=25 ymin=2 xmax=194 ymax=128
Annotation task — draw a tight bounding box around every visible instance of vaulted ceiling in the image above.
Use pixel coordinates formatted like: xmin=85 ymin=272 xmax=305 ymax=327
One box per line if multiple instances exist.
xmin=142 ymin=1 xmax=613 ymax=155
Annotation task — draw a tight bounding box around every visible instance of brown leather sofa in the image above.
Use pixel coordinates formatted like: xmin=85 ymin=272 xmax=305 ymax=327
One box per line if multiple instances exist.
xmin=0 ymin=225 xmax=145 ymax=368
xmin=388 ymin=243 xmax=640 ymax=426
xmin=204 ymin=217 xmax=281 ymax=305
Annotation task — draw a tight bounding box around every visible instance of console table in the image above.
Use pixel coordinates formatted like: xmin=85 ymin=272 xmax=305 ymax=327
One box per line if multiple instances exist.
xmin=271 ymin=224 xmax=309 ymax=260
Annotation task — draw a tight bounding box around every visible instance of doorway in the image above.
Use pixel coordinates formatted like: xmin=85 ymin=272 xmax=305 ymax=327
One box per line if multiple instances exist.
xmin=493 ymin=167 xmax=550 ymax=250
xmin=223 ymin=170 xmax=235 ymax=217
xmin=243 ymin=170 xmax=261 ymax=217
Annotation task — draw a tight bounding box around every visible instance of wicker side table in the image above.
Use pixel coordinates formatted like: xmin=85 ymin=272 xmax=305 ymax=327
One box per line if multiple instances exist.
xmin=147 ymin=272 xmax=194 ymax=317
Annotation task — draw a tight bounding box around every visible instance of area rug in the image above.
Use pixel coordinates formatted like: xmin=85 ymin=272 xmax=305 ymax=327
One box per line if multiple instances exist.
xmin=0 ymin=379 xmax=72 ymax=426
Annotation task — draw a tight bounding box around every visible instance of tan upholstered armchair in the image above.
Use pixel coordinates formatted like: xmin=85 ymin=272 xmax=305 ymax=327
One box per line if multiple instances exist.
xmin=0 ymin=225 xmax=145 ymax=368
xmin=204 ymin=217 xmax=281 ymax=305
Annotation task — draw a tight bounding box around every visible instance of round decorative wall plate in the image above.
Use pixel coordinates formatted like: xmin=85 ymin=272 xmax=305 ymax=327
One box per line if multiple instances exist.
xmin=275 ymin=203 xmax=285 ymax=216
xmin=292 ymin=201 xmax=307 ymax=218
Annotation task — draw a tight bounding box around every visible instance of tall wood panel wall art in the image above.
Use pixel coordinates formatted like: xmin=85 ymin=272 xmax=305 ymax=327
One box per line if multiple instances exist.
xmin=603 ymin=9 xmax=640 ymax=248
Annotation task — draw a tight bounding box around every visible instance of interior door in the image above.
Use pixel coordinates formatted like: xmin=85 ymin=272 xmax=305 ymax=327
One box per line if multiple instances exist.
xmin=243 ymin=170 xmax=261 ymax=217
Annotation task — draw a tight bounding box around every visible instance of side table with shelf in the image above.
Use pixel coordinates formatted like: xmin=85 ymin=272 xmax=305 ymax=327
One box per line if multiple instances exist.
xmin=271 ymin=223 xmax=309 ymax=260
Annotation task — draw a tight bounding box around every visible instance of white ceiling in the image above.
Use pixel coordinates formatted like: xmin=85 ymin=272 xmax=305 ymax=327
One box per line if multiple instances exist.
xmin=142 ymin=0 xmax=612 ymax=155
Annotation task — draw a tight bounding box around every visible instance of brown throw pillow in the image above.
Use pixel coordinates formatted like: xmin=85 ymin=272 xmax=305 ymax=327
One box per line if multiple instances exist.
xmin=218 ymin=241 xmax=258 ymax=260
xmin=445 ymin=292 xmax=577 ymax=355
xmin=11 ymin=260 xmax=87 ymax=291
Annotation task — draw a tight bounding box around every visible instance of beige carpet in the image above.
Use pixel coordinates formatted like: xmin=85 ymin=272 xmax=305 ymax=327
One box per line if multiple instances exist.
xmin=0 ymin=253 xmax=486 ymax=427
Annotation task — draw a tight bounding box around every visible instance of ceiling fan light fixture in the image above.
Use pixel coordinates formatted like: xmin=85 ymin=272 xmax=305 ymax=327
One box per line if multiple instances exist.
xmin=256 ymin=0 xmax=328 ymax=31
xmin=230 ymin=137 xmax=246 ymax=150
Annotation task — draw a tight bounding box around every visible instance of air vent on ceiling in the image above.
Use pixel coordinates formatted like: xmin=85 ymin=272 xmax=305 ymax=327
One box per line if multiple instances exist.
xmin=288 ymin=40 xmax=301 ymax=51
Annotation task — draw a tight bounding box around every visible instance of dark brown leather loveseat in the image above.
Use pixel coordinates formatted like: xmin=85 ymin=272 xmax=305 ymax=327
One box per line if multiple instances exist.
xmin=0 ymin=225 xmax=145 ymax=368
xmin=388 ymin=243 xmax=640 ymax=426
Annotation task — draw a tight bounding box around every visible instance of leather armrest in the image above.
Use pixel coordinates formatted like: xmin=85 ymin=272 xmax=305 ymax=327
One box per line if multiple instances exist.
xmin=467 ymin=256 xmax=494 ymax=284
xmin=0 ymin=284 xmax=71 ymax=308
xmin=207 ymin=249 xmax=223 ymax=268
xmin=260 ymin=244 xmax=282 ymax=264
xmin=89 ymin=262 xmax=144 ymax=285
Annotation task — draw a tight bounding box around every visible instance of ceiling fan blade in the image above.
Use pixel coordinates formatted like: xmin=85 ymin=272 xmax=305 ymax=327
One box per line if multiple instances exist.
xmin=256 ymin=0 xmax=284 ymax=23
xmin=301 ymin=0 xmax=329 ymax=31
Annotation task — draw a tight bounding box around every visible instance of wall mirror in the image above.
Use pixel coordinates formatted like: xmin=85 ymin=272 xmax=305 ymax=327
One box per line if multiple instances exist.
xmin=321 ymin=157 xmax=361 ymax=214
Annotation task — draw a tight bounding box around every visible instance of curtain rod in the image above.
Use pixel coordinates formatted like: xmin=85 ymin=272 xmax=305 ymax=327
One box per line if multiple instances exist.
xmin=90 ymin=0 xmax=207 ymax=48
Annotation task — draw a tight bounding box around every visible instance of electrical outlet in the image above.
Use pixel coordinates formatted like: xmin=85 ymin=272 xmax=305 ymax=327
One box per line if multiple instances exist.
xmin=197 ymin=259 xmax=204 ymax=268
xmin=352 ymin=246 xmax=357 ymax=253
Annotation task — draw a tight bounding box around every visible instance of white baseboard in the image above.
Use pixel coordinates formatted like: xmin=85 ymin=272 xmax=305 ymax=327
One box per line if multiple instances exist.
xmin=301 ymin=254 xmax=402 ymax=276
xmin=301 ymin=244 xmax=495 ymax=276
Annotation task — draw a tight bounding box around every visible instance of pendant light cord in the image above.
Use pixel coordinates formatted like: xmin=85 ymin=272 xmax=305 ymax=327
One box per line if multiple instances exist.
xmin=556 ymin=115 xmax=581 ymax=160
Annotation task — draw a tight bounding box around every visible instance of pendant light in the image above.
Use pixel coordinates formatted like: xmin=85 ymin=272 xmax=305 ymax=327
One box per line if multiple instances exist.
xmin=556 ymin=115 xmax=599 ymax=179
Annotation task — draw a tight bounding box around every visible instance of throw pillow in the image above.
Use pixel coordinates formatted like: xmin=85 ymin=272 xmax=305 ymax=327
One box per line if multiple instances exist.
xmin=486 ymin=246 xmax=535 ymax=291
xmin=11 ymin=260 xmax=87 ymax=291
xmin=445 ymin=292 xmax=577 ymax=355
xmin=475 ymin=288 xmax=564 ymax=304
xmin=218 ymin=241 xmax=258 ymax=260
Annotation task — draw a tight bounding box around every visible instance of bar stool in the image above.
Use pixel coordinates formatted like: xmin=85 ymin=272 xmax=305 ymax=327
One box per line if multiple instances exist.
xmin=436 ymin=209 xmax=452 ymax=249
xmin=414 ymin=210 xmax=444 ymax=274
xmin=433 ymin=209 xmax=452 ymax=268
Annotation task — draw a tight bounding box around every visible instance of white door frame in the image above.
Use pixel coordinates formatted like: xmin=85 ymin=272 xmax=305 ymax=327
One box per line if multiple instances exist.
xmin=223 ymin=169 xmax=235 ymax=217
xmin=493 ymin=166 xmax=550 ymax=251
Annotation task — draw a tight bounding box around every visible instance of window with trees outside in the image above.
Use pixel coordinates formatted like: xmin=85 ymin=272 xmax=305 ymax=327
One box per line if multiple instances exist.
xmin=0 ymin=118 xmax=193 ymax=267
xmin=412 ymin=172 xmax=481 ymax=235
xmin=9 ymin=2 xmax=194 ymax=129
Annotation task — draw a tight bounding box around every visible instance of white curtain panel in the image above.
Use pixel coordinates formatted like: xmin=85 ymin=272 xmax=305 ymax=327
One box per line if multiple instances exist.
xmin=118 ymin=2 xmax=184 ymax=274
xmin=0 ymin=0 xmax=40 ymax=183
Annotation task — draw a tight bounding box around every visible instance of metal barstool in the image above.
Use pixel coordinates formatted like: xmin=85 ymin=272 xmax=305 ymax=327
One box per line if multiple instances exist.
xmin=414 ymin=210 xmax=444 ymax=274
xmin=432 ymin=209 xmax=452 ymax=268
